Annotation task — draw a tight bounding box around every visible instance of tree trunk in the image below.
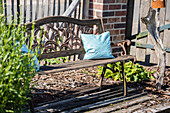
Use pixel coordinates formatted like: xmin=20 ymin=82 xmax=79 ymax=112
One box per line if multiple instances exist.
xmin=141 ymin=7 xmax=166 ymax=90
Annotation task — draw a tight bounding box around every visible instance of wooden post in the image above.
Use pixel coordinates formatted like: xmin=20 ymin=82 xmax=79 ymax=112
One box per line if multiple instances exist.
xmin=141 ymin=7 xmax=166 ymax=90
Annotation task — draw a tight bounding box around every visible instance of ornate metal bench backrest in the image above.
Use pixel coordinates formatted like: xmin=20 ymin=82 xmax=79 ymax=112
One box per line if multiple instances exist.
xmin=25 ymin=16 xmax=104 ymax=63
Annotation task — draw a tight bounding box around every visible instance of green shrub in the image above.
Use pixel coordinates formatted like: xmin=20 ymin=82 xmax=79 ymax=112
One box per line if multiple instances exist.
xmin=97 ymin=61 xmax=155 ymax=82
xmin=0 ymin=14 xmax=41 ymax=112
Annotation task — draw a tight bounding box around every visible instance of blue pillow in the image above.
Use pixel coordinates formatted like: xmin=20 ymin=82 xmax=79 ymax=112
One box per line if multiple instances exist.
xmin=81 ymin=31 xmax=115 ymax=60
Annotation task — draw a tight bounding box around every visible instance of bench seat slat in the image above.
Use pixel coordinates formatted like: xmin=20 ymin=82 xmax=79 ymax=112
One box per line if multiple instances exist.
xmin=39 ymin=55 xmax=134 ymax=75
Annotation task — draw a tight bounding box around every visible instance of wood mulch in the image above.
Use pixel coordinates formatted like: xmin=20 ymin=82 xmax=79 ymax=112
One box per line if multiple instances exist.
xmin=31 ymin=65 xmax=170 ymax=110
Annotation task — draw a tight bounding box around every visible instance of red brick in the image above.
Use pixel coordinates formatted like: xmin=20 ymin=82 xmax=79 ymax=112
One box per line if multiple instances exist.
xmin=96 ymin=11 xmax=102 ymax=17
xmin=121 ymin=17 xmax=126 ymax=22
xmin=110 ymin=30 xmax=120 ymax=35
xmin=116 ymin=0 xmax=127 ymax=3
xmin=103 ymin=11 xmax=114 ymax=17
xmin=93 ymin=4 xmax=103 ymax=10
xmin=90 ymin=0 xmax=97 ymax=2
xmin=114 ymin=23 xmax=126 ymax=28
xmin=109 ymin=18 xmax=120 ymax=23
xmin=115 ymin=11 xmax=127 ymax=16
xmin=104 ymin=24 xmax=114 ymax=29
xmin=109 ymin=5 xmax=121 ymax=10
xmin=112 ymin=35 xmax=125 ymax=41
xmin=112 ymin=35 xmax=121 ymax=41
xmin=102 ymin=19 xmax=107 ymax=23
xmin=103 ymin=5 xmax=109 ymax=10
xmin=103 ymin=0 xmax=115 ymax=3
xmin=120 ymin=29 xmax=125 ymax=34
xmin=122 ymin=5 xmax=127 ymax=9
xmin=121 ymin=35 xmax=125 ymax=39
xmin=89 ymin=3 xmax=93 ymax=9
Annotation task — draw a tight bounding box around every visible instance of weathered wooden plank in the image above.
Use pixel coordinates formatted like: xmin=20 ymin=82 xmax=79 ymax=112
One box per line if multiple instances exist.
xmin=23 ymin=0 xmax=26 ymax=23
xmin=47 ymin=0 xmax=51 ymax=16
xmin=78 ymin=1 xmax=81 ymax=19
xmin=160 ymin=23 xmax=170 ymax=31
xmin=41 ymin=0 xmax=44 ymax=18
xmin=58 ymin=0 xmax=60 ymax=15
xmin=130 ymin=0 xmax=141 ymax=58
xmin=39 ymin=55 xmax=134 ymax=74
xmin=53 ymin=0 xmax=55 ymax=16
xmin=165 ymin=0 xmax=170 ymax=22
xmin=163 ymin=0 xmax=170 ymax=66
xmin=35 ymin=0 xmax=39 ymax=20
xmin=131 ymin=0 xmax=140 ymax=35
xmin=66 ymin=92 xmax=144 ymax=113
xmin=0 ymin=0 xmax=2 ymax=13
xmin=34 ymin=86 xmax=124 ymax=112
xmin=86 ymin=94 xmax=153 ymax=113
xmin=62 ymin=0 xmax=80 ymax=17
xmin=11 ymin=0 xmax=14 ymax=20
xmin=73 ymin=3 xmax=77 ymax=18
xmin=135 ymin=0 xmax=149 ymax=62
xmin=64 ymin=0 xmax=67 ymax=12
xmin=17 ymin=0 xmax=20 ymax=24
xmin=135 ymin=42 xmax=170 ymax=53
xmin=30 ymin=0 xmax=32 ymax=22
xmin=4 ymin=0 xmax=7 ymax=22
xmin=127 ymin=24 xmax=170 ymax=40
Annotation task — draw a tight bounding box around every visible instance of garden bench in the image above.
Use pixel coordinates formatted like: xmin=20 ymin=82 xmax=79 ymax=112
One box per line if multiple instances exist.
xmin=25 ymin=16 xmax=135 ymax=96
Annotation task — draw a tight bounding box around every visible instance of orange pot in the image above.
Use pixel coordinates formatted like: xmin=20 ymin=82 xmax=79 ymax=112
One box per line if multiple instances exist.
xmin=151 ymin=0 xmax=165 ymax=8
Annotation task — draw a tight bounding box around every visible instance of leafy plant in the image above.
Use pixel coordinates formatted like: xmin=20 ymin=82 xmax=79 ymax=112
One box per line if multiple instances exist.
xmin=0 ymin=14 xmax=41 ymax=112
xmin=97 ymin=61 xmax=155 ymax=82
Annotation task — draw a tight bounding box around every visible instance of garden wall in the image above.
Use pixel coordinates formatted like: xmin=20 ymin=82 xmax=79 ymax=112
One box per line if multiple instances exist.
xmin=89 ymin=0 xmax=128 ymax=42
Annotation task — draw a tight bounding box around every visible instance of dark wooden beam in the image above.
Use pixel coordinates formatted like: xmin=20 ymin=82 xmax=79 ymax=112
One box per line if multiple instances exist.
xmin=125 ymin=0 xmax=134 ymax=39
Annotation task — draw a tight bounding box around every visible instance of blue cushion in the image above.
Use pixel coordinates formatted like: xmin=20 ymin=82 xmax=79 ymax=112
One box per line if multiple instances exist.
xmin=81 ymin=31 xmax=115 ymax=60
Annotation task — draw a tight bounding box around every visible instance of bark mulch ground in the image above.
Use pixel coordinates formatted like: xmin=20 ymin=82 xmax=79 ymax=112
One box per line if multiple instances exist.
xmin=31 ymin=65 xmax=170 ymax=108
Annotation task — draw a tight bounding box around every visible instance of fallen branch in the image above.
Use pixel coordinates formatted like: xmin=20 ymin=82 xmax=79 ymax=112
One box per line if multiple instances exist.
xmin=141 ymin=7 xmax=166 ymax=90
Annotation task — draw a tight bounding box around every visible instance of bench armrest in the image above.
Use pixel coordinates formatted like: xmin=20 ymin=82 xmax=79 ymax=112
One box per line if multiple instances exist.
xmin=111 ymin=40 xmax=131 ymax=55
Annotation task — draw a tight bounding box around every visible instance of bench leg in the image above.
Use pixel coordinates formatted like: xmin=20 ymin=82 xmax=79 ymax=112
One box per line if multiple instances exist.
xmin=121 ymin=61 xmax=127 ymax=96
xmin=98 ymin=64 xmax=107 ymax=87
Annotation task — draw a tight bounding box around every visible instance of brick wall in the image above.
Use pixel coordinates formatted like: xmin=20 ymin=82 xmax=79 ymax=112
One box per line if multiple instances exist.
xmin=89 ymin=0 xmax=127 ymax=42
